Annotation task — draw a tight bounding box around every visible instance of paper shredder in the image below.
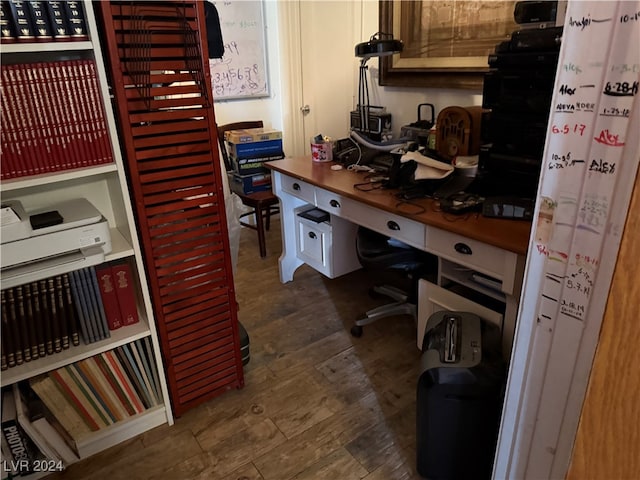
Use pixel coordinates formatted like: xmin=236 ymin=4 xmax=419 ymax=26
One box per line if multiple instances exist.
xmin=416 ymin=311 xmax=505 ymax=479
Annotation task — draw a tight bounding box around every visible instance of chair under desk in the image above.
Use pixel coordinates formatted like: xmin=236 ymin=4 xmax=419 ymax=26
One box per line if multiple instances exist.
xmin=265 ymin=157 xmax=532 ymax=357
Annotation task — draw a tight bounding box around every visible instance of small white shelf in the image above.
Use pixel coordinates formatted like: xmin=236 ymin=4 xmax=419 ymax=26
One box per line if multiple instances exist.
xmin=0 ymin=319 xmax=152 ymax=387
xmin=75 ymin=405 xmax=168 ymax=459
xmin=0 ymin=164 xmax=118 ymax=192
xmin=107 ymin=227 xmax=135 ymax=261
xmin=0 ymin=41 xmax=93 ymax=54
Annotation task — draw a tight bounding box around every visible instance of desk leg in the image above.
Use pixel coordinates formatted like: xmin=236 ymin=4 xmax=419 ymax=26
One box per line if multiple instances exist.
xmin=273 ymin=174 xmax=305 ymax=283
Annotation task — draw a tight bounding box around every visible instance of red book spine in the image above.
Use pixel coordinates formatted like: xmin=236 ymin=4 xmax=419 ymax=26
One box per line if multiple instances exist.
xmin=84 ymin=60 xmax=113 ymax=165
xmin=6 ymin=64 xmax=35 ymax=177
xmin=56 ymin=61 xmax=84 ymax=169
xmin=20 ymin=62 xmax=49 ymax=174
xmin=111 ymin=263 xmax=139 ymax=326
xmin=38 ymin=62 xmax=64 ymax=171
xmin=16 ymin=63 xmax=45 ymax=175
xmin=32 ymin=63 xmax=59 ymax=174
xmin=94 ymin=264 xmax=123 ymax=330
xmin=42 ymin=62 xmax=68 ymax=172
xmin=1 ymin=67 xmax=18 ymax=179
xmin=67 ymin=60 xmax=95 ymax=166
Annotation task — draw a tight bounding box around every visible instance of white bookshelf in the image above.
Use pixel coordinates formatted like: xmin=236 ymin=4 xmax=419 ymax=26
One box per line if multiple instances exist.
xmin=0 ymin=0 xmax=174 ymax=465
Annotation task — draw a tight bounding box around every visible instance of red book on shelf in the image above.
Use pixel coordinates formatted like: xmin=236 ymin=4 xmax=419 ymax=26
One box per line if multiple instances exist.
xmin=15 ymin=63 xmax=46 ymax=176
xmin=5 ymin=64 xmax=36 ymax=177
xmin=56 ymin=61 xmax=85 ymax=169
xmin=94 ymin=264 xmax=123 ymax=330
xmin=111 ymin=262 xmax=139 ymax=326
xmin=84 ymin=60 xmax=113 ymax=165
xmin=41 ymin=61 xmax=68 ymax=173
xmin=21 ymin=62 xmax=52 ymax=174
xmin=0 ymin=66 xmax=18 ymax=179
xmin=66 ymin=60 xmax=95 ymax=167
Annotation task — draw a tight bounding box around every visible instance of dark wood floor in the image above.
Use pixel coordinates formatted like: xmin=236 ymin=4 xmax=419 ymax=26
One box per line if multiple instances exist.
xmin=51 ymin=216 xmax=424 ymax=480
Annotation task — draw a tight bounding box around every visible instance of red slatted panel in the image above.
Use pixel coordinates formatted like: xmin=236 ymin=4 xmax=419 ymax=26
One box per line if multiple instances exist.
xmin=97 ymin=1 xmax=243 ymax=416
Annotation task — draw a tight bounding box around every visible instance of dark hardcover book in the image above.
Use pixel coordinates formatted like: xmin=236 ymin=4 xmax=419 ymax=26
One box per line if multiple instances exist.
xmin=88 ymin=266 xmax=110 ymax=340
xmin=55 ymin=276 xmax=70 ymax=350
xmin=22 ymin=284 xmax=39 ymax=361
xmin=5 ymin=0 xmax=35 ymax=42
xmin=42 ymin=0 xmax=69 ymax=39
xmin=69 ymin=270 xmax=94 ymax=344
xmin=78 ymin=268 xmax=105 ymax=341
xmin=0 ymin=1 xmax=16 ymax=42
xmin=1 ymin=319 xmax=7 ymax=370
xmin=1 ymin=291 xmax=16 ymax=368
xmin=14 ymin=286 xmax=32 ymax=363
xmin=61 ymin=0 xmax=86 ymax=39
xmin=46 ymin=278 xmax=62 ymax=353
xmin=25 ymin=0 xmax=52 ymax=40
xmin=123 ymin=343 xmax=156 ymax=407
xmin=38 ymin=280 xmax=53 ymax=355
xmin=62 ymin=274 xmax=80 ymax=346
xmin=30 ymin=282 xmax=46 ymax=357
xmin=5 ymin=289 xmax=24 ymax=365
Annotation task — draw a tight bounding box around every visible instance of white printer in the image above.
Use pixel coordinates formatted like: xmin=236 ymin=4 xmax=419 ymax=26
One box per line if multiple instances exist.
xmin=1 ymin=198 xmax=111 ymax=289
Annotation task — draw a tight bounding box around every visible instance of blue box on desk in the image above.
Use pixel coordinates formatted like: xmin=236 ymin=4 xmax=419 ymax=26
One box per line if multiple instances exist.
xmin=228 ymin=171 xmax=273 ymax=195
xmin=231 ymin=153 xmax=284 ymax=176
xmin=227 ymin=139 xmax=284 ymax=159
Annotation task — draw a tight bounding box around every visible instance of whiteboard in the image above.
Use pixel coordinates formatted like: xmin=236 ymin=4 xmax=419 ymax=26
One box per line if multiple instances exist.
xmin=209 ymin=0 xmax=269 ymax=101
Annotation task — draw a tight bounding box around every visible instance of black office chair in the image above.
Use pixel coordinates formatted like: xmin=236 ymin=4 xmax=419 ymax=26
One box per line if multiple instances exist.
xmin=351 ymin=226 xmax=436 ymax=337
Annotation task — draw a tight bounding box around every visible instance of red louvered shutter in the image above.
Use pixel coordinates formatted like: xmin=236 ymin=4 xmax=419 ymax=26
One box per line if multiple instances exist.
xmin=97 ymin=1 xmax=244 ymax=416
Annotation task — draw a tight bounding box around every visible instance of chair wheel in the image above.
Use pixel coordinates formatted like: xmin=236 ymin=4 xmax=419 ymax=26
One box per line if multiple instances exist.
xmin=350 ymin=325 xmax=363 ymax=337
xmin=368 ymin=287 xmax=383 ymax=299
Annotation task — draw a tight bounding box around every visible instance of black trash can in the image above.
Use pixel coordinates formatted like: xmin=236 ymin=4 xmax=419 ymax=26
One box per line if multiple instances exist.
xmin=416 ymin=311 xmax=505 ymax=480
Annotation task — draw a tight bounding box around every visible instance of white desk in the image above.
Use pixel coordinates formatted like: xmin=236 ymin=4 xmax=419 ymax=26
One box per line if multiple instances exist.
xmin=267 ymin=157 xmax=530 ymax=356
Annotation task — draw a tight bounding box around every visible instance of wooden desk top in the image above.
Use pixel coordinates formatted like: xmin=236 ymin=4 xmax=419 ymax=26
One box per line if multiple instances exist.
xmin=267 ymin=157 xmax=532 ymax=256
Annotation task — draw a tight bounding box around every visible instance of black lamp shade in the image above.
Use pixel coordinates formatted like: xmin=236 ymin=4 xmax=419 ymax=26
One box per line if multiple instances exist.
xmin=355 ymin=37 xmax=403 ymax=59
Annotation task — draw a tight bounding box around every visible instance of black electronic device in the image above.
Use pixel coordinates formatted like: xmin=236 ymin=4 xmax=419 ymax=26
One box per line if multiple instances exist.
xmin=29 ymin=210 xmax=63 ymax=229
xmin=514 ymin=1 xmax=559 ymax=24
xmin=482 ymin=196 xmax=534 ymax=220
xmin=350 ymin=106 xmax=392 ymax=141
xmin=297 ymin=207 xmax=330 ymax=223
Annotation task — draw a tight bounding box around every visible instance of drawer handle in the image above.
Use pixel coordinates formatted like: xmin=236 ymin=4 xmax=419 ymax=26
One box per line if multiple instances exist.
xmin=308 ymin=232 xmax=317 ymax=239
xmin=387 ymin=220 xmax=400 ymax=231
xmin=330 ymin=199 xmax=340 ymax=208
xmin=293 ymin=183 xmax=301 ymax=191
xmin=454 ymin=242 xmax=472 ymax=255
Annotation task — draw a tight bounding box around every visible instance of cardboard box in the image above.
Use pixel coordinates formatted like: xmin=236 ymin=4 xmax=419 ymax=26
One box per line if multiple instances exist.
xmin=226 ymin=138 xmax=283 ymax=159
xmin=228 ymin=172 xmax=273 ymax=195
xmin=224 ymin=128 xmax=282 ymax=144
xmin=231 ymin=153 xmax=284 ymax=175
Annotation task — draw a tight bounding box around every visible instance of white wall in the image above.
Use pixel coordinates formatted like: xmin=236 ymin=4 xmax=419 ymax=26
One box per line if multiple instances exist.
xmin=212 ymin=1 xmax=483 ymax=150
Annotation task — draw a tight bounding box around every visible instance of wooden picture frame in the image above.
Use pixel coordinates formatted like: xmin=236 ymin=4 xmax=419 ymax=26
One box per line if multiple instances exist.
xmin=378 ymin=0 xmax=517 ymax=90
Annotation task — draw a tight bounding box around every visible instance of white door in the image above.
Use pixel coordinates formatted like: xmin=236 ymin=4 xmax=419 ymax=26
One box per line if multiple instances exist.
xmin=298 ymin=1 xmax=360 ymax=154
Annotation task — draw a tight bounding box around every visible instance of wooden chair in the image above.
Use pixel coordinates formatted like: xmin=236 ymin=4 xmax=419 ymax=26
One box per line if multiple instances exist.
xmin=217 ymin=121 xmax=280 ymax=258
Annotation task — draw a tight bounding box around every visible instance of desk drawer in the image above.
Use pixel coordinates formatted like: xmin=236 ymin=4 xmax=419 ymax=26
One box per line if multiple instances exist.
xmin=342 ymin=200 xmax=426 ymax=250
xmin=281 ymin=176 xmax=315 ymax=203
xmin=426 ymin=228 xmax=519 ymax=293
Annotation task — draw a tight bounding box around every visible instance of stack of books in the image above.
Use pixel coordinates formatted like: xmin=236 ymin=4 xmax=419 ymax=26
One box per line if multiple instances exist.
xmin=0 ymin=59 xmax=113 ymax=180
xmin=0 ymin=1 xmax=88 ymax=44
xmin=1 ymin=261 xmax=139 ymax=371
xmin=224 ymin=128 xmax=284 ymax=195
